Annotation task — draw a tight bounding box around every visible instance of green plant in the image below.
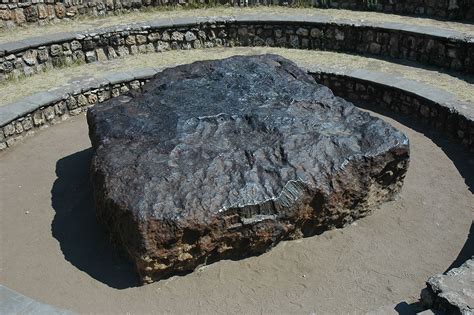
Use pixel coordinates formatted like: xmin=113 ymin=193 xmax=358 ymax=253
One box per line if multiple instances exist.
xmin=365 ymin=0 xmax=377 ymax=9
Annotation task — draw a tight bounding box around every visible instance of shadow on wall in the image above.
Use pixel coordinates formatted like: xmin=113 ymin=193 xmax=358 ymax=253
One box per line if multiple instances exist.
xmin=50 ymin=148 xmax=140 ymax=289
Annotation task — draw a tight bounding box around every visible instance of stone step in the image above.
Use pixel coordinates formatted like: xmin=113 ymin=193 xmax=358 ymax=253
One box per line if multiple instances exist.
xmin=0 ymin=285 xmax=75 ymax=314
xmin=0 ymin=1 xmax=472 ymax=30
xmin=0 ymin=13 xmax=473 ymax=83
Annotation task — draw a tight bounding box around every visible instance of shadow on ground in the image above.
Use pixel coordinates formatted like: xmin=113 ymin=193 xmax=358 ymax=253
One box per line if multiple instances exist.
xmin=445 ymin=221 xmax=474 ymax=272
xmin=51 ymin=148 xmax=139 ymax=289
xmin=358 ymin=102 xmax=474 ymax=315
xmin=357 ymin=102 xmax=474 ymax=194
xmin=342 ymin=52 xmax=474 ymax=85
xmin=394 ymin=301 xmax=424 ymax=315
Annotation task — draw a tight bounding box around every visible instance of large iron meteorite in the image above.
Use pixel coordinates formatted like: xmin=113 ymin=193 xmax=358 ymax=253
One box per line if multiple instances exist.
xmin=87 ymin=55 xmax=410 ymax=284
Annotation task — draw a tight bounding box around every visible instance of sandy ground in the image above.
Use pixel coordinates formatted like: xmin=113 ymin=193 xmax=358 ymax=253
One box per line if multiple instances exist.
xmin=1 ymin=6 xmax=474 ymax=44
xmin=2 ymin=48 xmax=473 ymax=107
xmin=0 ymin=100 xmax=473 ymax=314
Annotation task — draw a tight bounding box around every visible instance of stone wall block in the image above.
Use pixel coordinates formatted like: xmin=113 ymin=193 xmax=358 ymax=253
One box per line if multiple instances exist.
xmin=22 ymin=49 xmax=38 ymax=66
xmin=109 ymin=34 xmax=123 ymax=46
xmin=161 ymin=31 xmax=170 ymax=41
xmin=130 ymin=80 xmax=140 ymax=90
xmin=98 ymin=89 xmax=111 ymax=102
xmin=88 ymin=94 xmax=98 ymax=104
xmin=136 ymin=34 xmax=147 ymax=45
xmin=0 ymin=8 xmax=11 ymax=20
xmin=156 ymin=41 xmax=170 ymax=52
xmin=96 ymin=48 xmax=107 ymax=61
xmin=32 ymin=110 xmax=45 ymax=126
xmin=369 ymin=42 xmax=381 ymax=54
xmin=37 ymin=48 xmax=49 ymax=62
xmin=49 ymin=44 xmax=62 ymax=57
xmin=13 ymin=8 xmax=26 ymax=24
xmin=125 ymin=35 xmax=136 ymax=46
xmin=289 ymin=34 xmax=299 ymax=48
xmin=72 ymin=50 xmax=85 ymax=62
xmin=66 ymin=96 xmax=78 ymax=110
xmin=37 ymin=4 xmax=48 ymax=19
xmin=77 ymin=94 xmax=88 ymax=107
xmin=296 ymin=27 xmax=309 ymax=37
xmin=171 ymin=31 xmax=184 ymax=41
xmin=54 ymin=2 xmax=66 ymax=18
xmin=70 ymin=40 xmax=82 ymax=51
xmin=22 ymin=117 xmax=33 ymax=131
xmin=23 ymin=5 xmax=38 ymax=22
xmin=3 ymin=123 xmax=15 ymax=137
xmin=148 ymin=32 xmax=161 ymax=42
xmin=54 ymin=101 xmax=66 ymax=115
xmin=185 ymin=31 xmax=197 ymax=42
xmin=83 ymin=39 xmax=97 ymax=50
xmin=43 ymin=106 xmax=55 ymax=121
xmin=15 ymin=120 xmax=23 ymax=134
xmin=117 ymin=45 xmax=130 ymax=57
xmin=130 ymin=45 xmax=138 ymax=54
xmin=85 ymin=51 xmax=97 ymax=63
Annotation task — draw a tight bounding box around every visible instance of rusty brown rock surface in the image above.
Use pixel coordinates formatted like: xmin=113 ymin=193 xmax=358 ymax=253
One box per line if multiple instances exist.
xmin=87 ymin=54 xmax=410 ymax=284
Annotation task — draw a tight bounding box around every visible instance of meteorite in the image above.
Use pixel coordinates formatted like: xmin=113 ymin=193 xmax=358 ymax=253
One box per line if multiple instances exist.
xmin=87 ymin=54 xmax=409 ymax=284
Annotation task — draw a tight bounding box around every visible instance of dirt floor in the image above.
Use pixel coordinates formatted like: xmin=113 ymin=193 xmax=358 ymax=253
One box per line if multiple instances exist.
xmin=2 ymin=48 xmax=473 ymax=107
xmin=0 ymin=100 xmax=472 ymax=313
xmin=1 ymin=6 xmax=474 ymax=44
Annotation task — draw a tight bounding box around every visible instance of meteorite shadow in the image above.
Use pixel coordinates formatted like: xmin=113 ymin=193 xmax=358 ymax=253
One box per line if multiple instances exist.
xmin=444 ymin=221 xmax=474 ymax=272
xmin=51 ymin=148 xmax=140 ymax=289
xmin=357 ymin=101 xmax=474 ymax=310
xmin=355 ymin=102 xmax=474 ymax=194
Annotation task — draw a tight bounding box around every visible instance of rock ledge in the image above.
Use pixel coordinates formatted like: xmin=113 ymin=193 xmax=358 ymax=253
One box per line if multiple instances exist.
xmin=422 ymin=258 xmax=474 ymax=315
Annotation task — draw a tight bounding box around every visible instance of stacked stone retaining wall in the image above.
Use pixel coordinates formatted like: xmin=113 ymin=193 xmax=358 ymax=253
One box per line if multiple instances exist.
xmin=312 ymin=69 xmax=474 ymax=151
xmin=1 ymin=15 xmax=473 ymax=82
xmin=0 ymin=0 xmax=473 ymax=29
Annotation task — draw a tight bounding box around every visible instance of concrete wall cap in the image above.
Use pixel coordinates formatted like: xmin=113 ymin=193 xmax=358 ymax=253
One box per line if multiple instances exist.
xmin=2 ymin=14 xmax=472 ymax=55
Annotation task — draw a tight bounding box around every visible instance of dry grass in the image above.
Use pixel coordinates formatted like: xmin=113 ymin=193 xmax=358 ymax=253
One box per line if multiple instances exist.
xmin=1 ymin=6 xmax=473 ymax=44
xmin=1 ymin=47 xmax=472 ymax=107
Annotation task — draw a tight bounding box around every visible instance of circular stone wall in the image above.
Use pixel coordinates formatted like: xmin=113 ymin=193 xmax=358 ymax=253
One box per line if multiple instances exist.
xmin=1 ymin=0 xmax=473 ymax=28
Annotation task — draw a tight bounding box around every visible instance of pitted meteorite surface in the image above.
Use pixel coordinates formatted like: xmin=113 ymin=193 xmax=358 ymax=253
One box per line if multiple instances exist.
xmin=88 ymin=54 xmax=410 ymax=284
